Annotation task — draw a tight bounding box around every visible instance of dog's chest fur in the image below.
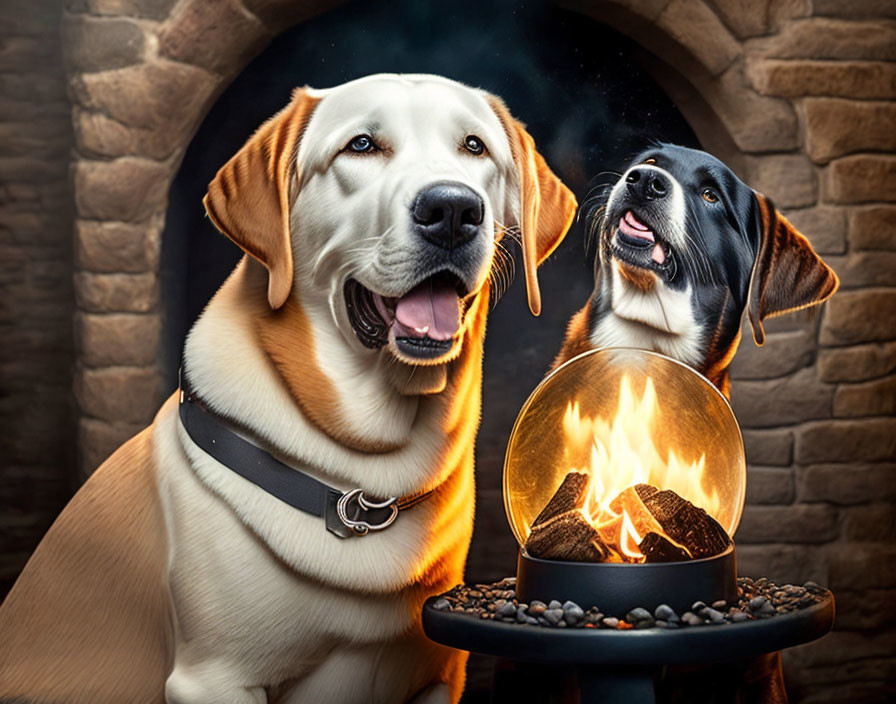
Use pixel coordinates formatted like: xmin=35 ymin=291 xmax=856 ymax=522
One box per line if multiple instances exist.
xmin=588 ymin=264 xmax=705 ymax=367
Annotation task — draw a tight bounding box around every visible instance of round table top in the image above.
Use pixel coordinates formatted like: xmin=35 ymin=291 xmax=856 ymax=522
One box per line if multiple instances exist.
xmin=422 ymin=590 xmax=834 ymax=667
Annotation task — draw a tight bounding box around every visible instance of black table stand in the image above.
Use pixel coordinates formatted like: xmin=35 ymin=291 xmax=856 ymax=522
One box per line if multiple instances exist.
xmin=423 ymin=590 xmax=834 ymax=704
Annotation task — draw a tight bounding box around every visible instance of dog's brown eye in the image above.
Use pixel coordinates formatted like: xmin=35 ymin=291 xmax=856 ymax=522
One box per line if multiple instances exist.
xmin=463 ymin=135 xmax=486 ymax=155
xmin=644 ymin=158 xmax=656 ymax=165
xmin=347 ymin=134 xmax=377 ymax=153
xmin=702 ymin=189 xmax=719 ymax=203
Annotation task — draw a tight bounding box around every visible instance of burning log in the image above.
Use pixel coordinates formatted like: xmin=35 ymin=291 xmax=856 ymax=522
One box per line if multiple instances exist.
xmin=639 ymin=532 xmax=691 ymax=562
xmin=531 ymin=470 xmax=590 ymax=527
xmin=523 ymin=472 xmax=731 ymax=564
xmin=641 ymin=489 xmax=730 ymax=560
xmin=526 ymin=510 xmax=611 ymax=562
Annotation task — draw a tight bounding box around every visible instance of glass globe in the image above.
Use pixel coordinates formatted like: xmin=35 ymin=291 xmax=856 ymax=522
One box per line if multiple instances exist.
xmin=503 ymin=348 xmax=746 ymax=550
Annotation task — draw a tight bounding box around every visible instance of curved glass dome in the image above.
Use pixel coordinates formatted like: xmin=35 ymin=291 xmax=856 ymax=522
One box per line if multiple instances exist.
xmin=504 ymin=348 xmax=746 ymax=548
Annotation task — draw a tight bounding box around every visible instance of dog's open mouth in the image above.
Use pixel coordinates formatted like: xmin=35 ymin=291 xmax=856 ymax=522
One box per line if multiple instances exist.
xmin=610 ymin=209 xmax=676 ymax=279
xmin=345 ymin=272 xmax=470 ymax=361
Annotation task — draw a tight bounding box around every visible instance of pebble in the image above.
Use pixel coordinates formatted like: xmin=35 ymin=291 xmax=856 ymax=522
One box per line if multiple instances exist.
xmin=498 ymin=602 xmax=516 ymax=617
xmin=748 ymin=596 xmax=768 ymax=611
xmin=654 ymin=604 xmax=679 ymax=622
xmin=430 ymin=576 xmax=825 ymax=631
xmin=682 ymin=611 xmax=704 ymax=626
xmin=564 ymin=605 xmax=584 ymax=626
xmin=626 ymin=607 xmax=655 ymax=629
xmin=543 ymin=608 xmax=564 ymax=625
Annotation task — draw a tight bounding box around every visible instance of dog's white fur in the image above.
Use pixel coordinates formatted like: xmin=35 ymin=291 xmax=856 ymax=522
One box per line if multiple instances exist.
xmin=591 ymin=163 xmax=703 ymax=366
xmin=0 ymin=74 xmax=576 ymax=704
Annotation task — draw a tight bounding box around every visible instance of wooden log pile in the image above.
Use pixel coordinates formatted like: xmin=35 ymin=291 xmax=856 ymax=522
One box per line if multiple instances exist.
xmin=524 ymin=471 xmax=731 ymax=564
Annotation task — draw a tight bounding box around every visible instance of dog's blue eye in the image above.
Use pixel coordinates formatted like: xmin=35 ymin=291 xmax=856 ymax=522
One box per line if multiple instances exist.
xmin=702 ymin=189 xmax=719 ymax=203
xmin=348 ymin=135 xmax=376 ymax=153
xmin=463 ymin=135 xmax=486 ymax=155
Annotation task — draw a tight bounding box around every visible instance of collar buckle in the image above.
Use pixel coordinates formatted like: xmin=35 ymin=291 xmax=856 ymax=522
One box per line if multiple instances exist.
xmin=335 ymin=488 xmax=399 ymax=536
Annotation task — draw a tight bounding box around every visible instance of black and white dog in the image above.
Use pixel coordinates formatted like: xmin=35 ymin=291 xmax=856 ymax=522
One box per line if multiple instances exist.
xmin=555 ymin=143 xmax=839 ymax=397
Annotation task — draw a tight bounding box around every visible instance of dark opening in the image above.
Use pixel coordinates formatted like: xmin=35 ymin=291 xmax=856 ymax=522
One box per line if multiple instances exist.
xmin=159 ymin=3 xmax=697 ymax=696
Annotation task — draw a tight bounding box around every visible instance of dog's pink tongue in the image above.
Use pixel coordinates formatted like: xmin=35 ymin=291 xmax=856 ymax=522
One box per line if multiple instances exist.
xmin=394 ymin=281 xmax=461 ymax=340
xmin=652 ymin=243 xmax=666 ymax=264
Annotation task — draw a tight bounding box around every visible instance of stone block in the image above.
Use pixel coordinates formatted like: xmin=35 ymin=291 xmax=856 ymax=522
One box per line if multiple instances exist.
xmin=811 ymin=0 xmax=896 ymax=18
xmin=656 ymin=0 xmax=740 ymax=75
xmin=76 ymin=313 xmax=161 ymax=367
xmin=826 ymin=251 xmax=896 ymax=289
xmin=818 ymin=341 xmax=896 ymax=382
xmin=729 ymin=329 xmax=814 ymax=380
xmin=61 ymin=14 xmax=145 ymax=73
xmin=824 ymin=155 xmax=896 ymax=204
xmin=711 ymin=0 xmax=772 ymax=37
xmin=742 ymin=428 xmax=793 ymax=466
xmin=805 ymin=99 xmax=896 ymax=163
xmin=826 ymin=543 xmax=896 ymax=591
xmin=731 ymin=367 xmax=833 ymax=428
xmin=820 ymin=289 xmax=896 ymax=346
xmin=73 ymin=158 xmax=171 ymax=222
xmin=702 ymin=65 xmax=800 ymax=152
xmin=158 ymin=0 xmax=270 ymax=76
xmin=782 ymin=205 xmax=846 ymax=254
xmin=78 ymin=417 xmax=145 ymax=479
xmin=735 ymin=543 xmax=826 ymax=584
xmin=798 ymin=463 xmax=896 ymax=505
xmin=834 ymin=375 xmax=896 ymax=418
xmin=841 ymin=503 xmax=896 ymax=541
xmin=796 ymin=418 xmax=896 ymax=463
xmin=74 ymin=366 xmax=162 ymax=424
xmin=759 ymin=17 xmax=896 ymax=61
xmin=744 ymin=154 xmax=817 ymax=208
xmin=745 ymin=466 xmax=795 ymax=505
xmin=74 ymin=272 xmax=157 ymax=313
xmin=70 ymin=61 xmax=217 ymax=159
xmin=75 ymin=219 xmax=161 ymax=273
xmin=849 ymin=206 xmax=896 ymax=251
xmin=242 ymin=0 xmax=341 ymax=31
xmin=74 ymin=109 xmax=174 ymax=161
xmin=832 ymin=588 xmax=896 ymax=631
xmin=747 ymin=58 xmax=896 ymax=99
xmin=735 ymin=504 xmax=838 ymax=543
xmin=65 ymin=0 xmax=179 ymax=20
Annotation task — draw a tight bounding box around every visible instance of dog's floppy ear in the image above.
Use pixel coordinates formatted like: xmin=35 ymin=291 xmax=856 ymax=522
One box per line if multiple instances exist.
xmin=204 ymin=88 xmax=321 ymax=310
xmin=487 ymin=96 xmax=577 ymax=316
xmin=747 ymin=193 xmax=839 ymax=345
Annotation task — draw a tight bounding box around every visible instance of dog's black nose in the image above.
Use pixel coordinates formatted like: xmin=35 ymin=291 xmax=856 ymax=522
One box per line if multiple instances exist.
xmin=412 ymin=181 xmax=484 ymax=250
xmin=626 ymin=168 xmax=669 ymax=200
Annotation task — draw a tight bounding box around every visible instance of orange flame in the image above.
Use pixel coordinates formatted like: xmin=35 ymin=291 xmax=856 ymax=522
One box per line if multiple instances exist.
xmin=562 ymin=375 xmax=720 ymax=562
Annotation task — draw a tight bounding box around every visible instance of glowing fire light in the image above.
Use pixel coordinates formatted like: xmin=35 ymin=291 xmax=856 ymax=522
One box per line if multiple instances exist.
xmin=562 ymin=375 xmax=721 ymax=562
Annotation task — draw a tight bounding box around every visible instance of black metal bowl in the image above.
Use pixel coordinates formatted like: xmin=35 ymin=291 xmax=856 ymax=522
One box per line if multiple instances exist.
xmin=516 ymin=542 xmax=738 ymax=615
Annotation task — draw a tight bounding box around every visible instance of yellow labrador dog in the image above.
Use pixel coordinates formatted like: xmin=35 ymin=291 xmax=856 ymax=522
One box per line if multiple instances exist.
xmin=0 ymin=74 xmax=576 ymax=703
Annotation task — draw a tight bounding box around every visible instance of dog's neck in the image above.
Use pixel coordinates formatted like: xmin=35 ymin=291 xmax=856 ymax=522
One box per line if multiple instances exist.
xmin=590 ymin=261 xmax=705 ymax=367
xmin=183 ymin=257 xmax=487 ymax=498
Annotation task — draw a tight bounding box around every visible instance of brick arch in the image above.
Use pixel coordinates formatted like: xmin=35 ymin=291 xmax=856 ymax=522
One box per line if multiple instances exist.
xmin=62 ymin=0 xmax=830 ymax=473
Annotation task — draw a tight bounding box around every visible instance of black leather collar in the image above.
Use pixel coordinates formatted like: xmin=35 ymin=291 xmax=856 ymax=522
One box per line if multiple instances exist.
xmin=178 ymin=368 xmax=431 ymax=538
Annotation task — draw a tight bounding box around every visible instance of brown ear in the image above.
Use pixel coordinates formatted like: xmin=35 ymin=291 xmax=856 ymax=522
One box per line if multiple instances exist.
xmin=487 ymin=96 xmax=578 ymax=316
xmin=203 ymin=88 xmax=321 ymax=309
xmin=748 ymin=193 xmax=839 ymax=345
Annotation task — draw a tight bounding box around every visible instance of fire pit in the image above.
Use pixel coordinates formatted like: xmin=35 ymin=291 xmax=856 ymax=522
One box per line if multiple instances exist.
xmin=423 ymin=349 xmax=834 ymax=703
xmin=507 ymin=348 xmax=743 ymax=614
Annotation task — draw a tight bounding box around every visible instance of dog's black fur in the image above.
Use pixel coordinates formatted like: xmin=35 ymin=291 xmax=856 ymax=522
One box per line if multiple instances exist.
xmin=555 ymin=144 xmax=838 ymax=397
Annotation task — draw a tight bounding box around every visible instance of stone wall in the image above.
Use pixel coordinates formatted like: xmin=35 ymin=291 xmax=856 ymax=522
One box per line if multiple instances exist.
xmin=0 ymin=0 xmax=76 ymax=595
xmin=0 ymin=0 xmax=893 ymax=701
